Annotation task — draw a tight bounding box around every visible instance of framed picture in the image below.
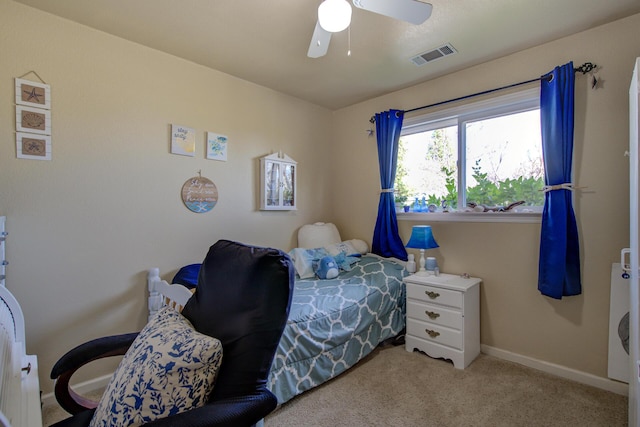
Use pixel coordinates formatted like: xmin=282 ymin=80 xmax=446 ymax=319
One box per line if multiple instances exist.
xmin=16 ymin=105 xmax=51 ymax=135
xmin=206 ymin=132 xmax=228 ymax=161
xmin=16 ymin=132 xmax=51 ymax=160
xmin=15 ymin=78 xmax=51 ymax=109
xmin=171 ymin=124 xmax=196 ymax=157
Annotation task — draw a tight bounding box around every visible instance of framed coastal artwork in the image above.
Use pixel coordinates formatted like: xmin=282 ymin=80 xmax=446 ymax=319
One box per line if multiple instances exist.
xmin=15 ymin=76 xmax=52 ymax=160
xmin=15 ymin=78 xmax=50 ymax=109
xmin=16 ymin=132 xmax=51 ymax=160
xmin=171 ymin=124 xmax=196 ymax=157
xmin=16 ymin=105 xmax=51 ymax=135
xmin=206 ymin=132 xmax=228 ymax=161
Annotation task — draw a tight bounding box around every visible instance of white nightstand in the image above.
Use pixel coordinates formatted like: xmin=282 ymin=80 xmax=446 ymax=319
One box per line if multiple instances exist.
xmin=404 ymin=272 xmax=481 ymax=369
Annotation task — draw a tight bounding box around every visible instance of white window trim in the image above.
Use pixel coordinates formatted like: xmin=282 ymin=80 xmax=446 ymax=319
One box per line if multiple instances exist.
xmin=398 ymin=87 xmax=542 ymax=224
xmin=397 ymin=211 xmax=541 ymax=224
xmin=402 ymin=87 xmax=540 ymax=133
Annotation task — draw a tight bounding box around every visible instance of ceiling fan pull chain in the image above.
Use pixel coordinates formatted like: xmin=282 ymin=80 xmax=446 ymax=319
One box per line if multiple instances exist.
xmin=348 ymin=26 xmax=352 ymax=57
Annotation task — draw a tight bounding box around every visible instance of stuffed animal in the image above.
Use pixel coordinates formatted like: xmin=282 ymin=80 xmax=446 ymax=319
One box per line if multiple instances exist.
xmin=314 ymin=256 xmax=339 ymax=279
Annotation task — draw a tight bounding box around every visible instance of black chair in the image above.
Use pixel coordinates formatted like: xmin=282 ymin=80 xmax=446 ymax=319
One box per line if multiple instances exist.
xmin=50 ymin=240 xmax=295 ymax=427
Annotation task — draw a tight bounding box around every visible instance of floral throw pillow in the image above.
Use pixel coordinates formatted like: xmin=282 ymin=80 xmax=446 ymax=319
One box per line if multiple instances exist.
xmin=89 ymin=306 xmax=223 ymax=427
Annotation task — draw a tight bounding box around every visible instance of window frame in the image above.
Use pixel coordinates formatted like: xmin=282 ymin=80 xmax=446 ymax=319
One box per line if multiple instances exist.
xmin=398 ymin=87 xmax=542 ymax=223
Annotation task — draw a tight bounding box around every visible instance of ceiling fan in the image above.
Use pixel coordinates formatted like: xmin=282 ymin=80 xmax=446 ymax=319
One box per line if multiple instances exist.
xmin=307 ymin=0 xmax=433 ymax=58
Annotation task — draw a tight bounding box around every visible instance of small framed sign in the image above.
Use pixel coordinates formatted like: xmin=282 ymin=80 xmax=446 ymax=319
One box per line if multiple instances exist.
xmin=171 ymin=124 xmax=196 ymax=157
xmin=15 ymin=78 xmax=51 ymax=109
xmin=206 ymin=132 xmax=228 ymax=161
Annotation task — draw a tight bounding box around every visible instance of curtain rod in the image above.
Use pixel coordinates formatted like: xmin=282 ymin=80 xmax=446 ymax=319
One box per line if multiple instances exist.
xmin=369 ymin=62 xmax=596 ymax=123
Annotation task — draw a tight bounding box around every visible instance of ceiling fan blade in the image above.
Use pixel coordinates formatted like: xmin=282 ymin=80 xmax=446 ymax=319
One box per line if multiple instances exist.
xmin=308 ymin=21 xmax=332 ymax=58
xmin=352 ymin=0 xmax=433 ymax=25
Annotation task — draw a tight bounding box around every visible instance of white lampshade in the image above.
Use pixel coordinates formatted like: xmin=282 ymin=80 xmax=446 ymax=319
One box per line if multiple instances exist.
xmin=318 ymin=0 xmax=352 ymax=33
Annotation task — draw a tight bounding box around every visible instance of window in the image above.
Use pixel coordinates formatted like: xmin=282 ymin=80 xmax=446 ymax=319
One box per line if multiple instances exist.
xmin=396 ymin=88 xmax=543 ymax=217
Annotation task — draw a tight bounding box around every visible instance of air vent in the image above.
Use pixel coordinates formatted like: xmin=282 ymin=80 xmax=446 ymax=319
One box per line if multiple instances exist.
xmin=410 ymin=43 xmax=457 ymax=66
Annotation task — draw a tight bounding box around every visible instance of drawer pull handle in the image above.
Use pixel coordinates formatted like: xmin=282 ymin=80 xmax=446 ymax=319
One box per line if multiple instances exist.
xmin=425 ymin=291 xmax=440 ymax=299
xmin=425 ymin=329 xmax=440 ymax=338
xmin=425 ymin=310 xmax=440 ymax=319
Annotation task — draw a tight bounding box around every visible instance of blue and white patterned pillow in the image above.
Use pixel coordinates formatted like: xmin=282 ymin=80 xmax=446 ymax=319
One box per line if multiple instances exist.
xmin=89 ymin=306 xmax=223 ymax=427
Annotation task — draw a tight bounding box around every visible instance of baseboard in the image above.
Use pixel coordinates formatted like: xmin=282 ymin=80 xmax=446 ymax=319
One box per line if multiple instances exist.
xmin=41 ymin=373 xmax=112 ymax=408
xmin=481 ymin=344 xmax=629 ymax=396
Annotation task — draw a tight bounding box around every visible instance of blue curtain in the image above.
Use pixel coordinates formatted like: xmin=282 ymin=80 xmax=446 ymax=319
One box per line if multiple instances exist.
xmin=538 ymin=62 xmax=582 ymax=299
xmin=372 ymin=109 xmax=408 ymax=260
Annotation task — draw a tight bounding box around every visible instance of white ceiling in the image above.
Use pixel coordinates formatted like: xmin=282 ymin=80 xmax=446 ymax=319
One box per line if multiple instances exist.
xmin=12 ymin=0 xmax=640 ymax=110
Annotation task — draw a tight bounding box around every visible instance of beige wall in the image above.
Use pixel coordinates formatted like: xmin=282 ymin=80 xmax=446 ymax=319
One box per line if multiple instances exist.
xmin=331 ymin=14 xmax=640 ymax=379
xmin=3 ymin=0 xmax=640 ymax=398
xmin=0 ymin=0 xmax=333 ymax=393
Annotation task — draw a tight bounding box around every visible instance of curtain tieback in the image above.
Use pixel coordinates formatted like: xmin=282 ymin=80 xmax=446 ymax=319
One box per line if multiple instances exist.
xmin=541 ymin=182 xmax=575 ymax=193
xmin=381 ymin=188 xmax=394 ymax=193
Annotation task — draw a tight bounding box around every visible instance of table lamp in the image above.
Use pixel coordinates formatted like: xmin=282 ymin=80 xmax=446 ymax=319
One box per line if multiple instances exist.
xmin=406 ymin=225 xmax=439 ymax=275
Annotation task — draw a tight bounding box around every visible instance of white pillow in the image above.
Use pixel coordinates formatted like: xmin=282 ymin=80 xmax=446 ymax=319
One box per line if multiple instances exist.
xmin=89 ymin=306 xmax=223 ymax=427
xmin=324 ymin=239 xmax=369 ymax=256
xmin=297 ymin=222 xmax=341 ymax=248
xmin=324 ymin=241 xmax=359 ymax=257
xmin=346 ymin=239 xmax=369 ymax=254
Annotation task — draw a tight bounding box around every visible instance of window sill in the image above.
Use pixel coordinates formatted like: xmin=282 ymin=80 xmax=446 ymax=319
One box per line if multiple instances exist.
xmin=396 ymin=211 xmax=542 ymax=224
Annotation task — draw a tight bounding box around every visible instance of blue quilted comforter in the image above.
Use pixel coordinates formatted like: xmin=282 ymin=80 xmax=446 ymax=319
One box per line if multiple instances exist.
xmin=267 ymin=255 xmax=407 ymax=404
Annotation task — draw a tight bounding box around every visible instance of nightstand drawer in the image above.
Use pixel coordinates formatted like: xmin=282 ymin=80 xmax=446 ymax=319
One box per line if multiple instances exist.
xmin=406 ymin=300 xmax=462 ymax=330
xmin=406 ymin=282 xmax=462 ymax=309
xmin=407 ymin=318 xmax=462 ymax=349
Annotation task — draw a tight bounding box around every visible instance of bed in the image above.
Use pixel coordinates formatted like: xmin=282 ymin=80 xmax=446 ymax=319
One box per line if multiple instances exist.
xmin=148 ymin=223 xmax=407 ymax=405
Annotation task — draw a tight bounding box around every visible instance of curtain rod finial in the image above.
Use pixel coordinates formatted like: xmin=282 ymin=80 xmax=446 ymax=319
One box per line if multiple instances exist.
xmin=575 ymin=62 xmax=596 ymax=74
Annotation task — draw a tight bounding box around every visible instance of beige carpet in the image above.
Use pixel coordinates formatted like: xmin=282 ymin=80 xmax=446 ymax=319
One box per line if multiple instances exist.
xmin=265 ymin=345 xmax=627 ymax=427
xmin=44 ymin=345 xmax=628 ymax=426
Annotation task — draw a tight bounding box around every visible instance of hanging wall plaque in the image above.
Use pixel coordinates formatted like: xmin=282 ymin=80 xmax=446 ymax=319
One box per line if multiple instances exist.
xmin=181 ymin=174 xmax=218 ymax=213
xmin=15 ymin=75 xmax=52 ymax=160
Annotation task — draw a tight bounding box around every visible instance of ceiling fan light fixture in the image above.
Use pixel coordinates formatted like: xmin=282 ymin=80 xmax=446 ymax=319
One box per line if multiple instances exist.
xmin=318 ymin=0 xmax=352 ymax=33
